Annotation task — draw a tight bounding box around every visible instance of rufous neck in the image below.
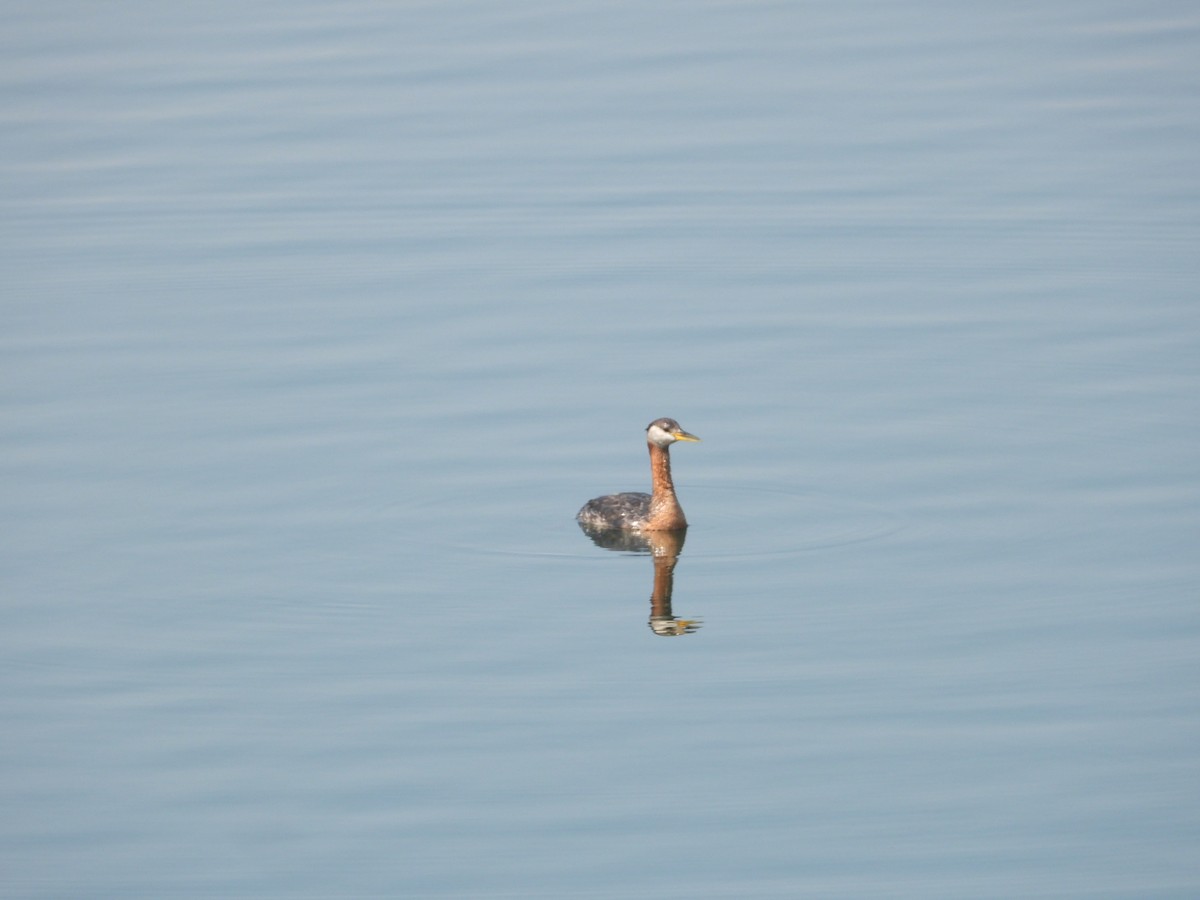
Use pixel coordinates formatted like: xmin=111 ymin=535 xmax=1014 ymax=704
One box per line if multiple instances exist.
xmin=648 ymin=442 xmax=676 ymax=499
xmin=645 ymin=441 xmax=687 ymax=530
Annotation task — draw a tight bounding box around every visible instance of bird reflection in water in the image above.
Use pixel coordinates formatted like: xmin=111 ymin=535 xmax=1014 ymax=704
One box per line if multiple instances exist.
xmin=577 ymin=525 xmax=700 ymax=635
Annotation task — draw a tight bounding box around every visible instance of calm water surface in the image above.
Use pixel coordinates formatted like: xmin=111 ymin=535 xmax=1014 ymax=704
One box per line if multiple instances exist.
xmin=3 ymin=2 xmax=1199 ymax=897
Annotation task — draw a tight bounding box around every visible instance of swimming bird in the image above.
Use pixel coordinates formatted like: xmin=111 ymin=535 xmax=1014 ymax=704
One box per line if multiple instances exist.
xmin=576 ymin=418 xmax=700 ymax=532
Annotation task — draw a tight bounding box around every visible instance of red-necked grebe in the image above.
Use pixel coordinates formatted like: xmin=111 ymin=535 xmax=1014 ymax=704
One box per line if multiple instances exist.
xmin=576 ymin=418 xmax=700 ymax=532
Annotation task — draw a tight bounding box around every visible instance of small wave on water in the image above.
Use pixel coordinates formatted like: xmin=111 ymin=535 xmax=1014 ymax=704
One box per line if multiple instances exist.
xmin=409 ymin=481 xmax=903 ymax=561
xmin=670 ymin=483 xmax=904 ymax=560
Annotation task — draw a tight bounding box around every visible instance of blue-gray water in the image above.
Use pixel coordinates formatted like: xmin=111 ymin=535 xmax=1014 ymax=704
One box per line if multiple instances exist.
xmin=3 ymin=2 xmax=1199 ymax=897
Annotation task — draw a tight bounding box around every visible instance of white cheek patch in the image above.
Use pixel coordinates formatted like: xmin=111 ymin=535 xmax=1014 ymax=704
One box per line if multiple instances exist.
xmin=647 ymin=424 xmax=674 ymax=445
